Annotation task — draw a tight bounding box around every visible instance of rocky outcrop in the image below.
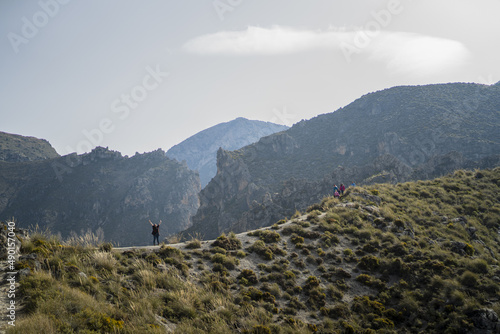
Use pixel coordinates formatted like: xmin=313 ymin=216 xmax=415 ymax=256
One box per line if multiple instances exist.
xmin=186 ymin=82 xmax=500 ymax=239
xmin=467 ymin=309 xmax=500 ymax=333
xmin=0 ymin=131 xmax=60 ymax=162
xmin=0 ymin=147 xmax=201 ymax=246
xmin=166 ymin=117 xmax=288 ymax=187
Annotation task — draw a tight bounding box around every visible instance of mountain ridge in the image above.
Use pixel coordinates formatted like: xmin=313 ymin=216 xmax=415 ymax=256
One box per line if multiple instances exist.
xmin=187 ymin=82 xmax=500 ymax=239
xmin=0 ymin=147 xmax=200 ymax=246
xmin=0 ymin=131 xmax=60 ymax=162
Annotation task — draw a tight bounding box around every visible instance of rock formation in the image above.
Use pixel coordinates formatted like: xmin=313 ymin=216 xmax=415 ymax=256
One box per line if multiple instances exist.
xmin=0 ymin=147 xmax=201 ymax=246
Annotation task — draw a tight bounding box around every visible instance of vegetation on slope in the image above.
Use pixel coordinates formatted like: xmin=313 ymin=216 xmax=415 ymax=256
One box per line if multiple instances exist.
xmin=0 ymin=131 xmax=59 ymax=162
xmin=241 ymin=83 xmax=500 ymax=186
xmin=6 ymin=167 xmax=500 ymax=333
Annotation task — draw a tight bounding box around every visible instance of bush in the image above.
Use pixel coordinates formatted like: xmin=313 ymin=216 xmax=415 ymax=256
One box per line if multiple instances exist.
xmin=250 ymin=324 xmax=272 ymax=334
xmin=158 ymin=245 xmax=184 ymax=260
xmin=238 ymin=269 xmax=258 ymax=285
xmin=467 ymin=258 xmax=489 ymax=274
xmin=320 ymin=231 xmax=339 ymax=247
xmin=358 ymin=255 xmax=380 ymax=271
xmin=248 ymin=240 xmax=273 ymax=260
xmin=290 ymin=234 xmax=304 ymax=245
xmin=186 ymin=239 xmax=202 ymax=249
xmin=356 ymin=274 xmax=372 ymax=285
xmin=211 ymin=253 xmax=238 ymax=270
xmin=211 ymin=233 xmax=241 ymax=250
xmin=258 ymin=230 xmax=281 ymax=243
xmin=99 ymin=242 xmax=113 ymax=252
xmin=460 ymin=271 xmax=479 ymax=287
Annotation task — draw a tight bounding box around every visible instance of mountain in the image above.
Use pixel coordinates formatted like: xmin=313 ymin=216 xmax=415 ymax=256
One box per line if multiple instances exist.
xmin=0 ymin=147 xmax=200 ymax=246
xmin=0 ymin=131 xmax=59 ymax=162
xmin=186 ymin=82 xmax=500 ymax=239
xmin=166 ymin=117 xmax=288 ymax=187
xmin=7 ymin=167 xmax=500 ymax=333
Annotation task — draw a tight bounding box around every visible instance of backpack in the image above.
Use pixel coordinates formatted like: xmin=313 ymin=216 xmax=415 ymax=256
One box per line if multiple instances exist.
xmin=152 ymin=225 xmax=159 ymax=235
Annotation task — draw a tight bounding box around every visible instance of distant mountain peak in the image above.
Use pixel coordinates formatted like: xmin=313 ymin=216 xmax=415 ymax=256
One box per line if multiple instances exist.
xmin=166 ymin=118 xmax=288 ymax=187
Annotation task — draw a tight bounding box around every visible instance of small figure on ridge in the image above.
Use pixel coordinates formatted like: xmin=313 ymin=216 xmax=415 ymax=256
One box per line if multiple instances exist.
xmin=149 ymin=219 xmax=162 ymax=246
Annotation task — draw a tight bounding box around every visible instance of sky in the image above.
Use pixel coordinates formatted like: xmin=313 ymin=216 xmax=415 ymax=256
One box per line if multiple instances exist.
xmin=1 ymin=0 xmax=499 ymax=156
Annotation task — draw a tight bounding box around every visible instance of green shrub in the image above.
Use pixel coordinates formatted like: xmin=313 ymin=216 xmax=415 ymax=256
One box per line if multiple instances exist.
xmin=211 ymin=233 xmax=242 ymax=250
xmin=98 ymin=242 xmax=113 ymax=252
xmin=290 ymin=234 xmax=304 ymax=245
xmin=358 ymin=255 xmax=380 ymax=271
xmin=248 ymin=240 xmax=273 ymax=260
xmin=343 ymin=248 xmax=354 ymax=257
xmin=258 ymin=230 xmax=281 ymax=243
xmin=238 ymin=269 xmax=258 ymax=285
xmin=158 ymin=245 xmax=184 ymax=260
xmin=250 ymin=324 xmax=272 ymax=334
xmin=320 ymin=231 xmax=339 ymax=247
xmin=185 ymin=239 xmax=202 ymax=249
xmin=236 ymin=250 xmax=247 ymax=258
xmin=211 ymin=253 xmax=238 ymax=270
xmin=460 ymin=271 xmax=479 ymax=287
xmin=355 ymin=274 xmax=372 ymax=285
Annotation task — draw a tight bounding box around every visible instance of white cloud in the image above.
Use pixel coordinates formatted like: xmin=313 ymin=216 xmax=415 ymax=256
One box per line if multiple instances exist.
xmin=369 ymin=32 xmax=471 ymax=76
xmin=183 ymin=26 xmax=471 ymax=77
xmin=183 ymin=26 xmax=341 ymax=55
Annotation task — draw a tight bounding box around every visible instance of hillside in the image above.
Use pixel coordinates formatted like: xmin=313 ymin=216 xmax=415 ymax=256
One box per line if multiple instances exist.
xmin=4 ymin=167 xmax=500 ymax=333
xmin=0 ymin=131 xmax=59 ymax=162
xmin=0 ymin=147 xmax=200 ymax=246
xmin=188 ymin=82 xmax=500 ymax=239
xmin=166 ymin=117 xmax=288 ymax=187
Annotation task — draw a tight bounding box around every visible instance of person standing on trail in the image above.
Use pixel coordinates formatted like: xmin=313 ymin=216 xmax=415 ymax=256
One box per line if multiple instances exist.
xmin=333 ymin=184 xmax=339 ymax=194
xmin=340 ymin=183 xmax=345 ymax=195
xmin=149 ymin=219 xmax=162 ymax=246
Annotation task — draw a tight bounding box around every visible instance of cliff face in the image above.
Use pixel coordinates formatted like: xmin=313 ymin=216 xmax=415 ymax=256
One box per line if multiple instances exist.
xmin=0 ymin=147 xmax=201 ymax=246
xmin=166 ymin=117 xmax=288 ymax=187
xmin=187 ymin=82 xmax=500 ymax=239
xmin=0 ymin=131 xmax=60 ymax=162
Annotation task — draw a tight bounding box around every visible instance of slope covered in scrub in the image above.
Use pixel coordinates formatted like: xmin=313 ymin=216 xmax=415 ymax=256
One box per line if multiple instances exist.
xmin=4 ymin=167 xmax=500 ymax=333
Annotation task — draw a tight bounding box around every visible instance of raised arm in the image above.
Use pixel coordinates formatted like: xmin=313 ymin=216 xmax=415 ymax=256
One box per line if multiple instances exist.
xmin=149 ymin=220 xmax=153 ymax=226
xmin=158 ymin=220 xmax=162 ymax=226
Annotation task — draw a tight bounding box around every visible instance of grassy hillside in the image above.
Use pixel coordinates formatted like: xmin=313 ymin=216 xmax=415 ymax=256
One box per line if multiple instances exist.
xmin=6 ymin=167 xmax=500 ymax=333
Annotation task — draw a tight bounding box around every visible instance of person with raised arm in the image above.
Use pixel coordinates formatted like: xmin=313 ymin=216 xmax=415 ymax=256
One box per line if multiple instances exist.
xmin=149 ymin=219 xmax=162 ymax=246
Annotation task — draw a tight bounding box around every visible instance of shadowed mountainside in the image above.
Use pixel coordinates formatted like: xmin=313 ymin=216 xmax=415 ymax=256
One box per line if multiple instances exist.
xmin=187 ymin=82 xmax=500 ymax=239
xmin=0 ymin=147 xmax=200 ymax=246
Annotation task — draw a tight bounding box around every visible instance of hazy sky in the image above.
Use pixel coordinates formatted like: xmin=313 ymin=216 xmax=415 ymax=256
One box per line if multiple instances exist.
xmin=1 ymin=0 xmax=499 ymax=156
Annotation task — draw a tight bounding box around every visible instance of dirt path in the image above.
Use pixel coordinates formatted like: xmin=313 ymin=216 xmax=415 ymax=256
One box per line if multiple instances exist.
xmin=112 ymin=218 xmax=297 ymax=253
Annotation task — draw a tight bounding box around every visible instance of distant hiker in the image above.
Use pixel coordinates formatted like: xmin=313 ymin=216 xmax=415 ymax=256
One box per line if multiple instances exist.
xmin=333 ymin=184 xmax=339 ymax=194
xmin=351 ymin=182 xmax=356 ymax=187
xmin=334 ymin=190 xmax=340 ymax=198
xmin=340 ymin=183 xmax=345 ymax=195
xmin=149 ymin=219 xmax=162 ymax=246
